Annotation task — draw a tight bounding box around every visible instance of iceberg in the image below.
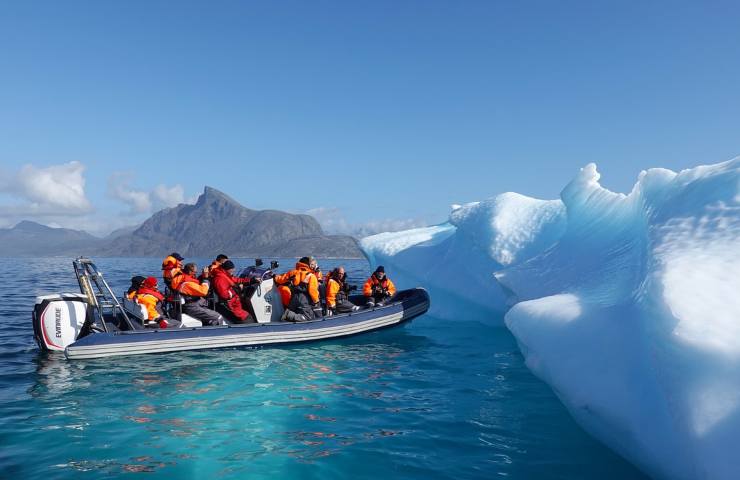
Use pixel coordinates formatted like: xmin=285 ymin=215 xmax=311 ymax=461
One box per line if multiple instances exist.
xmin=360 ymin=158 xmax=740 ymax=479
xmin=361 ymin=192 xmax=567 ymax=321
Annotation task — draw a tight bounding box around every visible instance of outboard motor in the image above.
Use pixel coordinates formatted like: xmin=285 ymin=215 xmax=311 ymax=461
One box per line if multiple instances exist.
xmin=32 ymin=293 xmax=90 ymax=352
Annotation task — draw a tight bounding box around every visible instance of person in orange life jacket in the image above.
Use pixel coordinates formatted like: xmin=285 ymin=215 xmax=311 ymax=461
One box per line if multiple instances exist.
xmin=199 ymin=253 xmax=229 ymax=281
xmin=126 ymin=276 xmax=146 ymax=300
xmin=309 ymin=257 xmax=327 ymax=309
xmin=325 ymin=267 xmax=360 ymax=315
xmin=363 ymin=266 xmax=396 ymax=308
xmin=279 ymin=256 xmax=321 ymax=322
xmin=271 ymin=270 xmax=293 ymax=307
xmin=212 ymin=260 xmax=260 ymax=323
xmin=162 ymin=252 xmax=184 ymax=288
xmin=309 ymin=257 xmax=324 ymax=282
xmin=134 ymin=277 xmax=170 ymax=328
xmin=273 ymin=256 xmax=318 ymax=308
xmin=171 ymin=263 xmax=224 ymax=326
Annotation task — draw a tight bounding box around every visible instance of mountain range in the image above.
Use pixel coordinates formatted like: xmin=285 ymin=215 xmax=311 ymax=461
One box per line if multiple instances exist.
xmin=0 ymin=187 xmax=363 ymax=258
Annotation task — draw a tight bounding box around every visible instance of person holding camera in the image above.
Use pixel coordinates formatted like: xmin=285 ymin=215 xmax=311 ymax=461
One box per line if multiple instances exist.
xmin=211 ymin=260 xmax=260 ymax=323
xmin=363 ymin=266 xmax=396 ymax=308
xmin=171 ymin=262 xmax=224 ymax=326
xmin=199 ymin=253 xmax=229 ymax=281
xmin=325 ymin=267 xmax=360 ymax=315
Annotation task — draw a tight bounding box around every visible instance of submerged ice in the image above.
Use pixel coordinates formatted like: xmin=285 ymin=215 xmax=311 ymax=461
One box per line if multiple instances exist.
xmin=360 ymin=158 xmax=740 ymax=480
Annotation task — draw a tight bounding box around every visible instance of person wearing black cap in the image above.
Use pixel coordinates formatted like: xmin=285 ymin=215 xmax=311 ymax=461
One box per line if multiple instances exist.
xmin=126 ymin=275 xmax=147 ymax=299
xmin=161 ymin=252 xmax=185 ymax=288
xmin=211 ymin=259 xmax=260 ymax=323
xmin=362 ymin=266 xmax=396 ymax=308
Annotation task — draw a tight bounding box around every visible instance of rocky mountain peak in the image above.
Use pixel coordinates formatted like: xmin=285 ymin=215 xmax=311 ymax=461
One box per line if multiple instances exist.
xmin=197 ymin=186 xmax=242 ymax=208
xmin=13 ymin=220 xmax=52 ymax=232
xmin=0 ymin=187 xmax=362 ymax=258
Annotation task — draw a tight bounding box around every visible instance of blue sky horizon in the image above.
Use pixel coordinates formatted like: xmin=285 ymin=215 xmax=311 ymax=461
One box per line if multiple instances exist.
xmin=1 ymin=1 xmax=739 ymax=236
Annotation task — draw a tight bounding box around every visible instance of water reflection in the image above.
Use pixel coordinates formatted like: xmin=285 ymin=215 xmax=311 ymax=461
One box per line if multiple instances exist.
xmin=23 ymin=327 xmax=433 ymax=473
xmin=31 ymin=354 xmax=87 ymax=396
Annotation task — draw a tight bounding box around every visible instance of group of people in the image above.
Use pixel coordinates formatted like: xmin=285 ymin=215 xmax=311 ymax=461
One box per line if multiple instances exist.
xmin=273 ymin=256 xmax=397 ymax=322
xmin=126 ymin=252 xmax=396 ymax=328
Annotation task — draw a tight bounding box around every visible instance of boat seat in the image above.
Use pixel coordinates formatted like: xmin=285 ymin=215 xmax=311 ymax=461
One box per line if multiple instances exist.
xmin=121 ymin=296 xmax=200 ymax=328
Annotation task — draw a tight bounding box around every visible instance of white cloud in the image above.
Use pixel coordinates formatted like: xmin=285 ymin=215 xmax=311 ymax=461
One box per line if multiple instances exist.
xmin=151 ymin=184 xmax=186 ymax=211
xmin=305 ymin=207 xmax=352 ymax=233
xmin=108 ymin=173 xmax=190 ymax=215
xmin=0 ymin=164 xmax=195 ymax=236
xmin=306 ymin=207 xmax=428 ymax=238
xmin=108 ymin=173 xmax=151 ymax=214
xmin=0 ymin=161 xmax=93 ymax=217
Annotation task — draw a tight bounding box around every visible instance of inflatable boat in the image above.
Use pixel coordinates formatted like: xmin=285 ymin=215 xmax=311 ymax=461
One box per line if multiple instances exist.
xmin=32 ymin=258 xmax=430 ymax=360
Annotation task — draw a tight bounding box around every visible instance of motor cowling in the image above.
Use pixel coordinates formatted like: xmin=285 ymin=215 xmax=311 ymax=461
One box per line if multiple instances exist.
xmin=247 ymin=278 xmax=285 ymax=323
xmin=32 ymin=294 xmax=89 ymax=352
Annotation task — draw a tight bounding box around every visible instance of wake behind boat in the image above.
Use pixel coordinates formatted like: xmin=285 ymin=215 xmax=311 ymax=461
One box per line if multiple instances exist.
xmin=32 ymin=258 xmax=430 ymax=360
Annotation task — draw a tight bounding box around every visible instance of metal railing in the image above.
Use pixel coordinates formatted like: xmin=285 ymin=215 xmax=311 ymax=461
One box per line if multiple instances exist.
xmin=73 ymin=257 xmax=135 ymax=333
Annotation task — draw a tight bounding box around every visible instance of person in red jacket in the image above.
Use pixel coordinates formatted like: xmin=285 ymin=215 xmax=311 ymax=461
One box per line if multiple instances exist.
xmin=211 ymin=260 xmax=260 ymax=323
xmin=362 ymin=266 xmax=396 ymax=308
xmin=199 ymin=253 xmax=229 ymax=281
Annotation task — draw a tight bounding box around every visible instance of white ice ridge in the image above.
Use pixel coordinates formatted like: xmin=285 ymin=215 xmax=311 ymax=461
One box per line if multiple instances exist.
xmin=359 ymin=158 xmax=740 ymax=479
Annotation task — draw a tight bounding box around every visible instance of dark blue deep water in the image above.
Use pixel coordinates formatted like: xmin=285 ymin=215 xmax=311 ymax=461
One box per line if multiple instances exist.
xmin=0 ymin=257 xmax=646 ymax=479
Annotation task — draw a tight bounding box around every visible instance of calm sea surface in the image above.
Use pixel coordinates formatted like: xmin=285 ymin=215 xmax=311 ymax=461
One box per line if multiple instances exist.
xmin=0 ymin=257 xmax=645 ymax=479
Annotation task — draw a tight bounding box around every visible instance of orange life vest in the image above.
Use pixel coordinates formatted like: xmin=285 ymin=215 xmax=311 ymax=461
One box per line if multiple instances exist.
xmin=363 ymin=275 xmax=396 ymax=297
xmin=274 ymin=261 xmax=320 ymax=306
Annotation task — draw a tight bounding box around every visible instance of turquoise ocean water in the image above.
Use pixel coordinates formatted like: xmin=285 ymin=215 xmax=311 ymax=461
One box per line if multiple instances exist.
xmin=0 ymin=257 xmax=645 ymax=479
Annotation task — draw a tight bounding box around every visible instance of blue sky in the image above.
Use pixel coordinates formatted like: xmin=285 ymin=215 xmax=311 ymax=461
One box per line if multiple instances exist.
xmin=1 ymin=1 xmax=739 ymax=235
